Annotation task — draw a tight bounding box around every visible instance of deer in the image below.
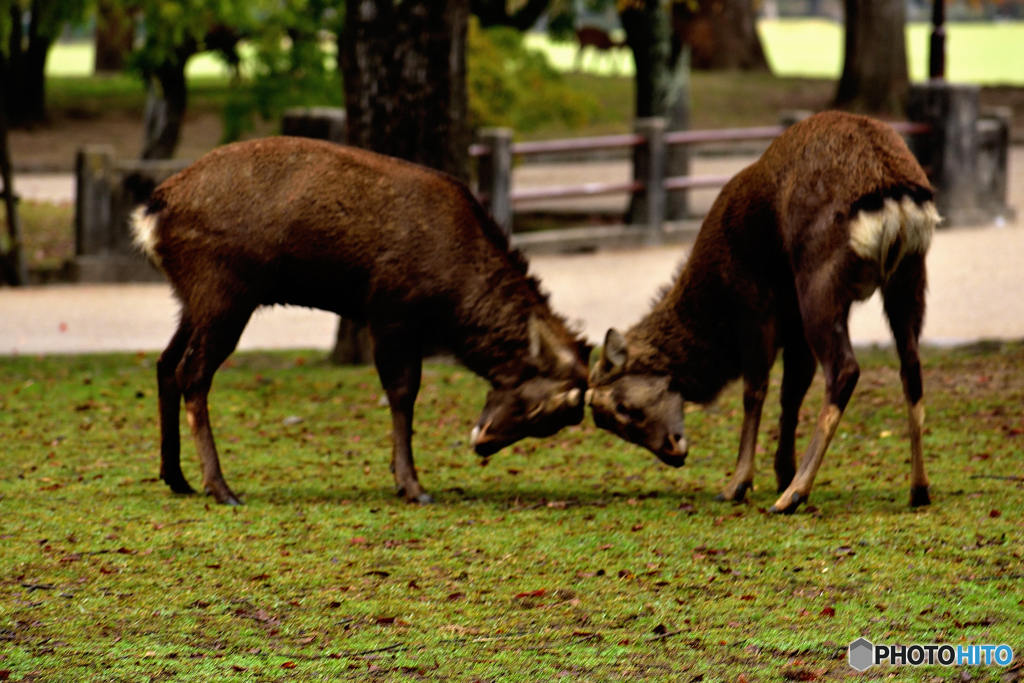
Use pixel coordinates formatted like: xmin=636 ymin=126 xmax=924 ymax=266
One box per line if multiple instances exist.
xmin=586 ymin=111 xmax=940 ymax=514
xmin=574 ymin=26 xmax=625 ymax=74
xmin=131 ymin=136 xmax=591 ymax=506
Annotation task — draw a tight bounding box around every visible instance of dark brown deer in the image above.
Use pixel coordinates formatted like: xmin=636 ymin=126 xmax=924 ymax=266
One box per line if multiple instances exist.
xmin=574 ymin=27 xmax=625 ymax=73
xmin=586 ymin=111 xmax=939 ymax=513
xmin=132 ymin=137 xmax=590 ymax=506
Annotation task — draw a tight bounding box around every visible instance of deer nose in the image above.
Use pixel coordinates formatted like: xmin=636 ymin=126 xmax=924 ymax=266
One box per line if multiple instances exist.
xmin=657 ymin=432 xmax=688 ymax=468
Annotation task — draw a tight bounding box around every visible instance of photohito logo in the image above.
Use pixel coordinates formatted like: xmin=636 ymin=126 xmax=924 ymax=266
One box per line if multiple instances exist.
xmin=849 ymin=638 xmax=1014 ymax=671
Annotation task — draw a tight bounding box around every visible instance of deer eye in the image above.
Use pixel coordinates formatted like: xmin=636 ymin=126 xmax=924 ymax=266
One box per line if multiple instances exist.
xmin=615 ymin=401 xmax=630 ymax=416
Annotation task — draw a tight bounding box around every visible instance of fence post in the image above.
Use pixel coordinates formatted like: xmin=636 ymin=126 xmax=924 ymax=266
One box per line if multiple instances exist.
xmin=976 ymin=106 xmax=1014 ymax=223
xmin=476 ymin=128 xmax=513 ymax=237
xmin=907 ymin=82 xmax=984 ymax=226
xmin=75 ymin=145 xmax=115 ymax=257
xmin=630 ymin=117 xmax=667 ymax=244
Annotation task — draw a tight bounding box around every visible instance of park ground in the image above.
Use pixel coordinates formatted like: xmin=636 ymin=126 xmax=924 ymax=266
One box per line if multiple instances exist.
xmin=0 ymin=345 xmax=1022 ymax=681
xmin=2 ymin=19 xmax=1024 ymax=682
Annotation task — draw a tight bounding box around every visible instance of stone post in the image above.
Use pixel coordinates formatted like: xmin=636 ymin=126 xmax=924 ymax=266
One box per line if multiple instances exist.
xmin=907 ymin=82 xmax=984 ymax=226
xmin=476 ymin=128 xmax=513 ymax=237
xmin=630 ymin=117 xmax=667 ymax=244
xmin=75 ymin=145 xmax=115 ymax=256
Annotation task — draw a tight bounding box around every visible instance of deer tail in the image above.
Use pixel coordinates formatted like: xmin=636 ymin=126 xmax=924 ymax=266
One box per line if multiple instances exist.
xmin=130 ymin=204 xmax=162 ymax=268
xmin=848 ymin=195 xmax=941 ymax=283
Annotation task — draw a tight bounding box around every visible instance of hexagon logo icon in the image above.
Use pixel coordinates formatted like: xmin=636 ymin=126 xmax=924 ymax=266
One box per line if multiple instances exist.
xmin=849 ymin=638 xmax=875 ymax=671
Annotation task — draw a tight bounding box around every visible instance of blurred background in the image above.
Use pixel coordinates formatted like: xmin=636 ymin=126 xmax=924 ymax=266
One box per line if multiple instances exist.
xmin=0 ymin=0 xmax=1021 ymax=352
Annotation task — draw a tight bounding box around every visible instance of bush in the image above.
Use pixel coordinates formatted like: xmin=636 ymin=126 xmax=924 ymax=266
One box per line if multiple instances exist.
xmin=468 ymin=20 xmax=598 ymax=133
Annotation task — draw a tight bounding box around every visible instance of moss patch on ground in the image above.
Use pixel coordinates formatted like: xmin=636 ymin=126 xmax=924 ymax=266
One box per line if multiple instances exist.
xmin=1 ymin=346 xmax=1022 ymax=681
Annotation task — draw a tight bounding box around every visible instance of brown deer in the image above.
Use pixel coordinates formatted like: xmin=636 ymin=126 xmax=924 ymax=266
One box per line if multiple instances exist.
xmin=131 ymin=137 xmax=591 ymax=506
xmin=574 ymin=27 xmax=625 ymax=73
xmin=586 ymin=111 xmax=939 ymax=513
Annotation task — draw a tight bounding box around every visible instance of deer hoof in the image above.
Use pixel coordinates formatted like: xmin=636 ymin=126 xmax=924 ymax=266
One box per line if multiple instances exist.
xmin=161 ymin=471 xmax=196 ymax=495
xmin=768 ymin=492 xmax=803 ymax=515
xmin=910 ymin=485 xmax=931 ymax=507
xmin=715 ymin=482 xmax=750 ymax=503
xmin=413 ymin=493 xmax=434 ymax=505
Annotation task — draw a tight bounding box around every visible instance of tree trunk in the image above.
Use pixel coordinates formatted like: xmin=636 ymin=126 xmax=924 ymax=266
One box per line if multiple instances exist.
xmin=621 ymin=1 xmax=692 ymax=221
xmin=141 ymin=44 xmax=194 ymax=160
xmin=94 ymin=0 xmax=136 ymax=73
xmin=671 ymin=0 xmax=771 ymax=72
xmin=620 ymin=1 xmax=672 ymax=120
xmin=334 ymin=0 xmax=470 ymax=364
xmin=0 ymin=102 xmax=27 ymax=285
xmin=471 ymin=0 xmax=548 ymax=30
xmin=834 ymin=0 xmax=908 ymax=115
xmin=340 ymin=0 xmax=470 ymax=183
xmin=1 ymin=0 xmax=52 ymax=127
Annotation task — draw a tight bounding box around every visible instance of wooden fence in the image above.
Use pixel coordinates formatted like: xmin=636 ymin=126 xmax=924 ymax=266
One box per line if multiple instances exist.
xmin=71 ymin=82 xmax=1013 ymax=282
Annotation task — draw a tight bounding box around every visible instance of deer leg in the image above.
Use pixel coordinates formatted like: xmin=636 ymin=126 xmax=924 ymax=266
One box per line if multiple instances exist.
xmin=774 ymin=339 xmax=817 ymax=493
xmin=771 ymin=291 xmax=859 ymax=514
xmin=176 ymin=310 xmax=252 ymax=506
xmin=372 ymin=327 xmax=430 ymax=504
xmin=716 ymin=375 xmax=768 ymax=503
xmin=883 ymin=254 xmax=930 ymax=507
xmin=157 ymin=314 xmax=195 ymax=494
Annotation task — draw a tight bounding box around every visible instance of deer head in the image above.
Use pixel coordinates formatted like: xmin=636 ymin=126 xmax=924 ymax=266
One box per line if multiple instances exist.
xmin=586 ymin=329 xmax=687 ymax=467
xmin=470 ymin=316 xmax=587 ymax=457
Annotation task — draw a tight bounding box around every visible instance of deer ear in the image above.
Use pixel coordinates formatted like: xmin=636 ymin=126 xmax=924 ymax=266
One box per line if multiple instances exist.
xmin=600 ymin=328 xmax=628 ymax=377
xmin=528 ymin=315 xmax=576 ymax=373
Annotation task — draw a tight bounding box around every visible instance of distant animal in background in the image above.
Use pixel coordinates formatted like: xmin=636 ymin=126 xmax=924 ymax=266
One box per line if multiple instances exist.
xmin=587 ymin=111 xmax=940 ymax=514
xmin=574 ymin=26 xmax=626 ymax=74
xmin=132 ymin=137 xmax=591 ymax=506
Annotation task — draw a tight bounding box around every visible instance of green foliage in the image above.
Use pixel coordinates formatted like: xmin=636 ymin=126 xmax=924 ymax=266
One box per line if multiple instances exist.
xmin=1 ymin=346 xmax=1022 ymax=679
xmin=220 ymin=0 xmax=344 ymax=143
xmin=468 ymin=20 xmax=598 ymax=133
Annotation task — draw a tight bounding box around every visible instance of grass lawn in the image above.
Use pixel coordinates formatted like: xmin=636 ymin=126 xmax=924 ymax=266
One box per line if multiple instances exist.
xmin=1 ymin=345 xmax=1022 ymax=681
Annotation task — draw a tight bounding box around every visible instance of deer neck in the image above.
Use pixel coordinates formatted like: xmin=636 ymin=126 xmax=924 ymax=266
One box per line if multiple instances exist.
xmin=626 ymin=264 xmax=741 ymax=404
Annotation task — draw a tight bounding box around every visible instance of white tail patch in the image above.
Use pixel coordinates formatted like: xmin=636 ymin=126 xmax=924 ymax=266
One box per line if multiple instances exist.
xmin=848 ymin=197 xmax=940 ymax=284
xmin=130 ymin=206 xmax=161 ymax=266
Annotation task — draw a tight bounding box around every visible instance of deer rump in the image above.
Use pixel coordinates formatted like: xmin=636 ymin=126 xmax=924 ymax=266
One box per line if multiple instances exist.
xmin=133 ymin=137 xmax=589 ymax=505
xmin=587 ymin=111 xmax=940 ymax=514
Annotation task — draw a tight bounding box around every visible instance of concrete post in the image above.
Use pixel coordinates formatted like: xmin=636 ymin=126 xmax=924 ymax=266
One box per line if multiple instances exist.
xmin=631 ymin=117 xmax=667 ymax=244
xmin=907 ymin=82 xmax=983 ymax=225
xmin=476 ymin=128 xmax=513 ymax=237
xmin=281 ymin=107 xmax=348 ymax=144
xmin=665 ymin=47 xmax=691 ymax=220
xmin=75 ymin=145 xmax=115 ymax=256
xmin=976 ymin=107 xmax=1014 ymax=222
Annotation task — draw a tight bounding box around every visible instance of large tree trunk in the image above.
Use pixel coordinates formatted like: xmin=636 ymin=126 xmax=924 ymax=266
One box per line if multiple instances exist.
xmin=834 ymin=0 xmax=908 ymax=115
xmin=671 ymin=0 xmax=771 ymax=71
xmin=94 ymin=0 xmax=136 ymax=73
xmin=340 ymin=0 xmax=470 ymax=183
xmin=141 ymin=44 xmax=195 ymax=160
xmin=334 ymin=0 xmax=470 ymax=364
xmin=1 ymin=0 xmax=53 ymax=127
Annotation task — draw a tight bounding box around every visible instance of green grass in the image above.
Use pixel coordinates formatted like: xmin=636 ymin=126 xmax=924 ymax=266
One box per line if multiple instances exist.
xmin=1 ymin=345 xmax=1022 ymax=680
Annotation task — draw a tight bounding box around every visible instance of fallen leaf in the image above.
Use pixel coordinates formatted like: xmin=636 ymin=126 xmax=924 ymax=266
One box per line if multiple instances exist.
xmin=350 ymin=536 xmax=367 ymax=545
xmin=515 ymin=589 xmax=546 ymax=599
xmin=231 ymin=665 xmax=246 ymax=672
xmin=596 ymin=544 xmax=613 ymax=551
xmin=250 ymin=574 xmax=270 ymax=581
xmin=446 ymin=592 xmax=465 ymax=601
xmin=989 ymin=509 xmax=1002 ymax=518
xmin=281 ymin=661 xmax=296 ymax=669
xmin=631 ymin=523 xmax=644 ymax=532
xmin=820 ymin=607 xmax=835 ymax=617
xmin=376 ymin=616 xmax=396 ymax=625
